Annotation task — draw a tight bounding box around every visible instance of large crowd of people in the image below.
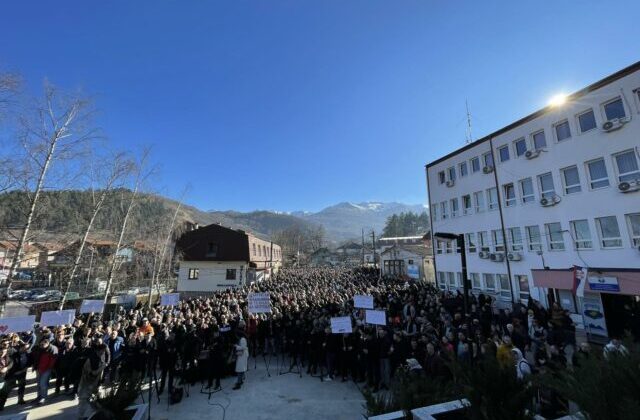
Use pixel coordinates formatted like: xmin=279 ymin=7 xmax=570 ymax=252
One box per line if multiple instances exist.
xmin=0 ymin=267 xmax=636 ymax=419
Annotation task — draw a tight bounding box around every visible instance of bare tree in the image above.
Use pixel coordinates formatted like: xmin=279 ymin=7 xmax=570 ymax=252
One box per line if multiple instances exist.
xmin=5 ymin=83 xmax=93 ymax=294
xmin=103 ymin=150 xmax=149 ymax=303
xmin=58 ymin=152 xmax=134 ymax=309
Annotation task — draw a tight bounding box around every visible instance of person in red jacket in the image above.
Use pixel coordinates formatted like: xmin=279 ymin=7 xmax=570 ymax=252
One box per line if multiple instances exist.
xmin=32 ymin=338 xmax=58 ymax=405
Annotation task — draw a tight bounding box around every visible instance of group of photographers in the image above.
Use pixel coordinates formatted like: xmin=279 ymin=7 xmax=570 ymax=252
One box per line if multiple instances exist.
xmin=0 ymin=266 xmax=635 ymax=419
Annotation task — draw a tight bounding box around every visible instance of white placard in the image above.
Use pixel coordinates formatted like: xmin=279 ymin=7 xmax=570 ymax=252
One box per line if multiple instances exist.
xmin=353 ymin=294 xmax=374 ymax=309
xmin=248 ymin=292 xmax=272 ymax=314
xmin=79 ymin=299 xmax=105 ymax=314
xmin=365 ymin=309 xmax=387 ymax=326
xmin=160 ymin=293 xmax=180 ymax=306
xmin=330 ymin=316 xmax=352 ymax=334
xmin=40 ymin=309 xmax=76 ymax=326
xmin=0 ymin=315 xmax=36 ymax=334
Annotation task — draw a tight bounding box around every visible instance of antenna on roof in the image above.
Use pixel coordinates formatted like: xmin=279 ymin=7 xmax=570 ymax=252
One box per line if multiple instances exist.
xmin=465 ymin=100 xmax=473 ymax=144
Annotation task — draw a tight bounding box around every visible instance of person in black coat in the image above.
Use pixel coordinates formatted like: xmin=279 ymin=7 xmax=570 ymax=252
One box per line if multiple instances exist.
xmin=55 ymin=339 xmax=76 ymax=394
xmin=157 ymin=331 xmax=177 ymax=395
xmin=206 ymin=329 xmax=224 ymax=390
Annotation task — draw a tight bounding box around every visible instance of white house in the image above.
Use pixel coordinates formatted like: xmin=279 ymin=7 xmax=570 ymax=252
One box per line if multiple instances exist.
xmin=426 ymin=61 xmax=640 ymax=340
xmin=380 ymin=244 xmax=434 ymax=283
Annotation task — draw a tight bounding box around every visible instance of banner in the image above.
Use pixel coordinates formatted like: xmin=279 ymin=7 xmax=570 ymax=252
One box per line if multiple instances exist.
xmin=248 ymin=292 xmax=272 ymax=314
xmin=582 ymin=293 xmax=608 ymax=337
xmin=40 ymin=309 xmax=76 ymax=327
xmin=573 ymin=265 xmax=588 ymax=298
xmin=0 ymin=315 xmax=36 ymax=334
xmin=365 ymin=310 xmax=387 ymax=326
xmin=588 ymin=276 xmax=620 ymax=292
xmin=79 ymin=299 xmax=105 ymax=314
xmin=160 ymin=293 xmax=180 ymax=306
xmin=407 ymin=265 xmax=420 ymax=279
xmin=353 ymin=295 xmax=374 ymax=309
xmin=330 ymin=316 xmax=352 ymax=334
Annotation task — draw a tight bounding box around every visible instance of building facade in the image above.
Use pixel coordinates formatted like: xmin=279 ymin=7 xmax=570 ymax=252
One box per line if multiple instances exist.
xmin=380 ymin=244 xmax=435 ymax=283
xmin=426 ymin=62 xmax=640 ymax=339
xmin=176 ymin=223 xmax=282 ymax=293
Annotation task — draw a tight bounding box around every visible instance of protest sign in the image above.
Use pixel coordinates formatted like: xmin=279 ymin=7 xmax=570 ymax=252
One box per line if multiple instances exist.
xmin=40 ymin=309 xmax=76 ymax=326
xmin=248 ymin=292 xmax=272 ymax=314
xmin=0 ymin=315 xmax=36 ymax=334
xmin=353 ymin=294 xmax=374 ymax=309
xmin=330 ymin=316 xmax=352 ymax=334
xmin=79 ymin=299 xmax=105 ymax=314
xmin=365 ymin=309 xmax=387 ymax=326
xmin=160 ymin=293 xmax=180 ymax=306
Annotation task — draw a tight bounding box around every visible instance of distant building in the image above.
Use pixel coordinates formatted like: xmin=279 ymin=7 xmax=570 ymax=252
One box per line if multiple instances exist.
xmin=377 ymin=234 xmax=431 ymax=252
xmin=380 ymin=244 xmax=434 ymax=283
xmin=426 ymin=61 xmax=640 ymax=339
xmin=175 ymin=223 xmax=282 ymax=294
xmin=309 ymin=248 xmax=339 ymax=267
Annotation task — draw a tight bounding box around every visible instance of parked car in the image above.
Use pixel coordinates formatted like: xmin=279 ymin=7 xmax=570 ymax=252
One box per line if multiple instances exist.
xmin=44 ymin=290 xmax=62 ymax=300
xmin=27 ymin=289 xmax=47 ymax=301
xmin=8 ymin=289 xmax=29 ymax=300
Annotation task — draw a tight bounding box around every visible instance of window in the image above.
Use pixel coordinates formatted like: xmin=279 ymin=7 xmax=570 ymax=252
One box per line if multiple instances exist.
xmin=614 ymin=150 xmax=640 ymax=182
xmin=603 ymin=97 xmax=626 ymax=120
xmin=546 ymin=222 xmax=565 ymax=251
xmin=226 ymin=269 xmax=237 ymax=280
xmin=459 ymin=161 xmax=468 ymax=177
xmin=462 ymin=194 xmax=472 ymax=215
xmin=577 ymin=109 xmax=597 ymax=133
xmin=450 ymin=198 xmax=459 ymax=218
xmin=487 ymin=187 xmax=498 ymax=210
xmin=587 ymin=158 xmax=610 ymax=189
xmin=478 ymin=231 xmax=490 ymax=253
xmin=188 ymin=268 xmax=199 ymax=280
xmin=483 ymin=152 xmax=494 ymax=168
xmin=625 ymin=213 xmax=640 ymax=247
xmin=561 ymin=166 xmax=581 ymax=194
xmin=432 ymin=206 xmax=439 ymax=221
xmin=441 ymin=201 xmax=449 ymax=219
xmin=456 ymin=272 xmax=463 ymax=288
xmin=438 ymin=171 xmax=446 ymax=184
xmin=207 ymin=243 xmax=219 ymax=257
xmin=519 ymin=178 xmax=535 ymax=203
xmin=470 ymin=273 xmax=481 ymax=290
xmin=445 ymin=240 xmax=454 ymax=254
xmin=570 ymin=220 xmax=593 ymax=249
xmin=532 ymin=130 xmax=547 ymax=150
xmin=252 ymin=243 xmax=257 ymax=256
xmin=516 ymin=275 xmax=530 ymax=301
xmin=492 ymin=229 xmax=505 ymax=252
xmin=554 ymin=120 xmax=571 ymax=141
xmin=596 ymin=216 xmax=622 ymax=248
xmin=435 ymin=240 xmax=444 ymax=255
xmin=258 ymin=246 xmax=262 ymax=257
xmin=465 ymin=233 xmax=477 ymax=253
xmin=503 ymin=183 xmax=516 ymax=207
xmin=448 ymin=167 xmax=456 ymax=181
xmin=507 ymin=227 xmax=523 ymax=251
xmin=497 ymin=274 xmax=511 ymax=299
xmin=514 ymin=138 xmax=527 ymax=157
xmin=526 ymin=225 xmax=542 ymax=252
xmin=437 ymin=272 xmax=446 ymax=290
xmin=474 ymin=191 xmax=485 ymax=213
xmin=471 ymin=157 xmax=480 ymax=173
xmin=538 ymin=172 xmax=556 ymax=199
xmin=498 ymin=145 xmax=510 ymax=162
xmin=447 ymin=272 xmax=456 ymax=288
xmin=483 ymin=273 xmax=496 ymax=292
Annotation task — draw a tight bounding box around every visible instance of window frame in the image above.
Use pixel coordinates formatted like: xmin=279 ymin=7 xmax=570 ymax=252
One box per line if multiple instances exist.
xmin=462 ymin=194 xmax=472 ymax=215
xmin=532 ymin=130 xmax=547 ymax=150
xmin=459 ymin=161 xmax=468 ymax=177
xmin=507 ymin=227 xmax=523 ymax=252
xmin=613 ymin=149 xmax=640 ymax=183
xmin=519 ymin=178 xmax=535 ymax=204
xmin=625 ymin=213 xmax=640 ymax=247
xmin=470 ymin=273 xmax=481 ymax=290
xmin=441 ymin=201 xmax=449 ymax=219
xmin=486 ymin=187 xmax=498 ymax=211
xmin=188 ymin=268 xmax=199 ymax=280
xmin=503 ymin=183 xmax=516 ymax=207
xmin=602 ymin=96 xmax=627 ymax=121
xmin=586 ymin=158 xmax=610 ymax=190
xmin=465 ymin=233 xmax=477 ymax=253
xmin=515 ymin=274 xmax=530 ymax=301
xmin=545 ymin=222 xmax=566 ymax=251
xmin=447 ymin=166 xmax=456 ymax=182
xmin=576 ymin=108 xmax=597 ymax=133
xmin=471 ymin=157 xmax=481 ymax=173
xmin=570 ymin=219 xmax=593 ymax=250
xmin=497 ymin=274 xmax=511 ymax=300
xmin=483 ymin=273 xmax=496 ymax=292
xmin=514 ymin=137 xmax=527 ymax=157
xmin=473 ymin=191 xmax=485 ymax=213
xmin=525 ymin=225 xmax=542 ymax=252
xmin=554 ymin=119 xmax=572 ymax=142
xmin=492 ymin=229 xmax=505 ymax=252
xmin=450 ymin=198 xmax=459 ymax=218
xmin=226 ymin=268 xmax=237 ymax=280
xmin=438 ymin=171 xmax=446 ymax=184
xmin=478 ymin=231 xmax=490 ymax=253
xmin=537 ymin=172 xmax=556 ymax=199
xmin=561 ymin=165 xmax=582 ymax=195
xmin=498 ymin=145 xmax=510 ymax=163
xmin=595 ymin=216 xmax=623 ymax=249
xmin=483 ymin=151 xmax=494 ymax=169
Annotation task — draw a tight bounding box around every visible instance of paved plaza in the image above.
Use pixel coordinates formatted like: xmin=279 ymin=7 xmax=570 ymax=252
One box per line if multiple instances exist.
xmin=0 ymin=354 xmax=366 ymax=420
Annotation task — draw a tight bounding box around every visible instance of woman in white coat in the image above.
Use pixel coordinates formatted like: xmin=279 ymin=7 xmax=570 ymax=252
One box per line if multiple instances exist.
xmin=233 ymin=321 xmax=249 ymax=390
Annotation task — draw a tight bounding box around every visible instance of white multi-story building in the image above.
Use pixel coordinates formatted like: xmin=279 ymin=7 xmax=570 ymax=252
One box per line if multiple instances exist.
xmin=426 ymin=61 xmax=640 ymax=340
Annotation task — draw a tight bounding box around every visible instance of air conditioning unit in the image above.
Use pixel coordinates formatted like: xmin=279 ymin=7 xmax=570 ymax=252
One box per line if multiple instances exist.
xmin=618 ymin=180 xmax=640 ymax=193
xmin=446 ymin=179 xmax=455 ymax=187
xmin=540 ymin=195 xmax=561 ymax=207
xmin=478 ymin=251 xmax=490 ymax=259
xmin=602 ymin=118 xmax=629 ymax=132
xmin=507 ymin=252 xmax=522 ymax=261
xmin=490 ymin=252 xmax=505 ymax=262
xmin=482 ymin=166 xmax=494 ymax=174
xmin=525 ymin=149 xmax=542 ymax=160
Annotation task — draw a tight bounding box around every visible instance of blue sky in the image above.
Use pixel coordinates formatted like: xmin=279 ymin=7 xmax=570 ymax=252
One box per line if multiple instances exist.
xmin=2 ymin=1 xmax=639 ymax=212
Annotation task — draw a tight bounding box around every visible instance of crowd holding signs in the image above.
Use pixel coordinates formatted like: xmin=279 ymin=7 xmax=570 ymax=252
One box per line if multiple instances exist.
xmin=248 ymin=292 xmax=272 ymax=314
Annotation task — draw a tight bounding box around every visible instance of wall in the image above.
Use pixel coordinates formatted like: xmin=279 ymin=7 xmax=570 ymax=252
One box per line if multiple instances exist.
xmin=177 ymin=260 xmax=247 ymax=292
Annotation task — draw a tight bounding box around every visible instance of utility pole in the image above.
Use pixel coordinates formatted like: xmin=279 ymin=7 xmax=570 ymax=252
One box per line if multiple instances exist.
xmin=361 ymin=229 xmax=365 ymax=266
xmin=465 ymin=100 xmax=473 ymax=144
xmin=371 ymin=231 xmax=381 ymax=280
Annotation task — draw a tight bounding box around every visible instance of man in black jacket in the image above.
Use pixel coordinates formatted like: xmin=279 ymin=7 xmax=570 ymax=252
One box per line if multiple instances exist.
xmin=6 ymin=342 xmax=30 ymax=406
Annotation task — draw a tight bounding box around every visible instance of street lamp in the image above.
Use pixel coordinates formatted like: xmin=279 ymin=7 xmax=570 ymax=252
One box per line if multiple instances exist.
xmin=434 ymin=232 xmax=469 ymax=316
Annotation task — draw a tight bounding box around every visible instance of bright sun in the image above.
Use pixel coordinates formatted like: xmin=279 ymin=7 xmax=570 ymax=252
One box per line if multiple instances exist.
xmin=548 ymin=93 xmax=568 ymax=107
